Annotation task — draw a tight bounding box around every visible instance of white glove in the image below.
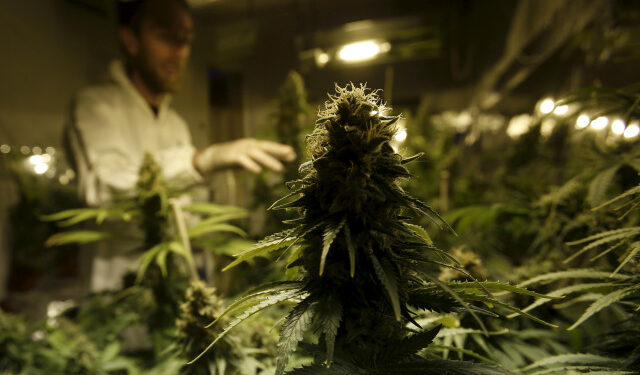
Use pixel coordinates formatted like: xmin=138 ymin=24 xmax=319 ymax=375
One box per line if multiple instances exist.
xmin=194 ymin=138 xmax=296 ymax=174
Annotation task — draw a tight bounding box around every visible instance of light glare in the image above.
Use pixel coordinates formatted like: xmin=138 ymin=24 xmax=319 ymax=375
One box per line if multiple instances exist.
xmin=553 ymin=105 xmax=569 ymax=115
xmin=34 ymin=163 xmax=48 ymax=175
xmin=611 ymin=119 xmax=626 ymax=135
xmin=624 ymin=123 xmax=640 ymax=139
xmin=539 ymin=98 xmax=555 ymax=114
xmin=394 ymin=129 xmax=408 ymax=142
xmin=576 ymin=114 xmax=590 ymax=128
xmin=591 ymin=116 xmax=609 ymax=130
xmin=338 ymin=41 xmax=381 ymax=62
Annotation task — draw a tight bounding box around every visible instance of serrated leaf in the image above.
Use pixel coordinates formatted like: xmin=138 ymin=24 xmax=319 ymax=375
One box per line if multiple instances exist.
xmin=404 ymin=223 xmax=433 ymax=245
xmin=383 ymin=325 xmax=441 ymax=363
xmin=276 ymin=298 xmax=316 ymax=375
xmin=593 ymin=183 xmax=640 ymax=210
xmin=568 ymin=286 xmax=638 ymax=330
xmin=370 ymin=254 xmax=401 ymax=321
xmin=316 ymin=296 xmax=342 ymax=366
xmin=190 ymin=288 xmax=303 ymax=365
xmin=611 ymin=241 xmax=640 ymax=275
xmin=521 ymin=353 xmax=622 ymax=371
xmin=517 ymin=269 xmax=631 ymax=288
xmin=223 ymin=228 xmax=298 ymax=271
xmin=319 ymin=218 xmax=345 ymax=276
xmin=207 ymin=281 xmax=303 ymax=328
xmin=447 ymin=281 xmax=563 ymax=300
xmin=344 ymin=222 xmax=356 ymax=277
xmin=268 ymin=188 xmax=304 ymax=210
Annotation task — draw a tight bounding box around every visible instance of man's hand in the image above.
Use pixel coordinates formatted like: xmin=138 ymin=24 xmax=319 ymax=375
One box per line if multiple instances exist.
xmin=194 ymin=138 xmax=296 ymax=174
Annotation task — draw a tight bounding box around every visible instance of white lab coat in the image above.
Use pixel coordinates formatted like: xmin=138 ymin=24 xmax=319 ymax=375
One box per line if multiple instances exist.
xmin=68 ymin=60 xmax=202 ymax=207
xmin=67 ymin=60 xmax=203 ymax=291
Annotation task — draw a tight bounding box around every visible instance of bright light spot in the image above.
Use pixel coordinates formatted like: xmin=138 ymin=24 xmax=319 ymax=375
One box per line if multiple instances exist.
xmin=20 ymin=146 xmax=30 ymax=155
xmin=66 ymin=169 xmax=76 ymax=179
xmin=507 ymin=114 xmax=532 ymax=138
xmin=394 ymin=129 xmax=408 ymax=142
xmin=540 ymin=118 xmax=555 ymax=137
xmin=576 ymin=114 xmax=590 ymax=129
xmin=59 ymin=175 xmax=70 ymax=185
xmin=338 ymin=40 xmax=381 ymax=62
xmin=0 ymin=144 xmax=10 ymax=153
xmin=34 ymin=163 xmax=49 ymax=175
xmin=315 ymin=51 xmax=330 ymax=67
xmin=41 ymin=154 xmax=52 ymax=163
xmin=29 ymin=155 xmax=44 ymax=165
xmin=611 ymin=119 xmax=626 ymax=135
xmin=539 ymin=98 xmax=555 ymax=114
xmin=553 ymin=105 xmax=569 ymax=115
xmin=379 ymin=42 xmax=391 ymax=53
xmin=32 ymin=146 xmax=42 ymax=155
xmin=591 ymin=116 xmax=609 ymax=130
xmin=370 ymin=110 xmax=378 ymax=116
xmin=45 ymin=147 xmax=56 ymax=155
xmin=624 ymin=123 xmax=640 ymax=138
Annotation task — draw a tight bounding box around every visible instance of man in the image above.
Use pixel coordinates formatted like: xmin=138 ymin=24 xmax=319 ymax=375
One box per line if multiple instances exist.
xmin=67 ymin=0 xmax=295 ymax=290
xmin=69 ymin=0 xmax=295 ymax=207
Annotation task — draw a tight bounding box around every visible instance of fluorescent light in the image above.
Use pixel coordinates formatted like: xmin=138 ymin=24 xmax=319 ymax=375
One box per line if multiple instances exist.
xmin=315 ymin=51 xmax=330 ymax=67
xmin=338 ymin=40 xmax=382 ymax=62
xmin=576 ymin=114 xmax=590 ymax=128
xmin=611 ymin=119 xmax=626 ymax=135
xmin=553 ymin=105 xmax=569 ymax=115
xmin=624 ymin=123 xmax=639 ymax=138
xmin=539 ymin=98 xmax=555 ymax=114
xmin=34 ymin=163 xmax=48 ymax=175
xmin=0 ymin=144 xmax=10 ymax=153
xmin=591 ymin=116 xmax=609 ymax=130
xmin=29 ymin=155 xmax=44 ymax=165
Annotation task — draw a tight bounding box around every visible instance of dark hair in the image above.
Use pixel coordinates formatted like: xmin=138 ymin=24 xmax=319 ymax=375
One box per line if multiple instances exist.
xmin=116 ymin=0 xmax=190 ymax=31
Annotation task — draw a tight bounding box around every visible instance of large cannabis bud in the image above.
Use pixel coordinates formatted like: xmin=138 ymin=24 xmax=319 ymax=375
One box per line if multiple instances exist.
xmin=205 ymin=84 xmax=511 ymax=375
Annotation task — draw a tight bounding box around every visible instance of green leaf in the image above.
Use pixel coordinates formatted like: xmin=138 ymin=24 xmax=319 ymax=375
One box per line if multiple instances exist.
xmin=45 ymin=230 xmax=111 ymax=246
xmin=457 ymin=292 xmax=558 ymax=328
xmin=188 ymin=223 xmax=247 ymax=238
xmin=517 ymin=269 xmax=631 ymax=288
xmin=568 ymin=286 xmax=638 ymax=330
xmin=156 ymin=248 xmax=169 ymax=277
xmin=611 ymin=241 xmax=640 ymax=275
xmin=319 ymin=218 xmax=346 ymax=276
xmin=206 ymin=281 xmax=303 ymax=328
xmin=370 ymin=254 xmax=401 ymax=321
xmin=276 ymin=297 xmax=316 ymax=375
xmin=344 ymin=222 xmax=357 ymax=277
xmin=268 ymin=188 xmax=304 ymax=210
xmin=565 ymin=228 xmax=640 ymax=263
xmin=588 ymin=165 xmax=621 ymax=207
xmin=511 ymin=282 xmax=622 ymax=317
xmin=181 ymin=202 xmax=247 ymax=215
xmin=447 ymin=281 xmax=563 ymax=300
xmin=316 ymin=296 xmax=342 ymax=366
xmin=521 ymin=353 xmax=622 ymax=371
xmin=223 ymin=228 xmax=298 ymax=271
xmin=428 ymin=345 xmax=501 ymax=366
xmin=189 ymin=288 xmax=303 ymax=365
xmin=383 ymin=325 xmax=441 ymax=363
xmin=400 ymin=153 xmax=424 ymax=164
xmin=404 ymin=223 xmax=433 ymax=245
xmin=593 ymin=183 xmax=640 ymax=210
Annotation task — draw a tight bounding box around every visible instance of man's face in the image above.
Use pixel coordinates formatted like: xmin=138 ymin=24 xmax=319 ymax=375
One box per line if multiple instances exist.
xmin=128 ymin=7 xmax=194 ymax=94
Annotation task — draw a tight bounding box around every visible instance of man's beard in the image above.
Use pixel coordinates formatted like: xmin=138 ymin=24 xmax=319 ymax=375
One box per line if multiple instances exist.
xmin=135 ymin=54 xmax=181 ymax=94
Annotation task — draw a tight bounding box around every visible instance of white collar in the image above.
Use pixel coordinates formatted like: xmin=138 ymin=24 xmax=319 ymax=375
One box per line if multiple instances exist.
xmin=108 ymin=60 xmax=172 ymax=118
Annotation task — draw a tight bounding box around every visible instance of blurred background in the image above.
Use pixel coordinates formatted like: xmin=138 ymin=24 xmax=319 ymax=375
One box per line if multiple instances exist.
xmin=2 ymin=0 xmax=640 ymax=372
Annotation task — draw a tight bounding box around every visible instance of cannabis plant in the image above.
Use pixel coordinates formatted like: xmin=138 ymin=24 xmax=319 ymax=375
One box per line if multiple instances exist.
xmin=194 ymin=84 xmax=557 ymax=375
